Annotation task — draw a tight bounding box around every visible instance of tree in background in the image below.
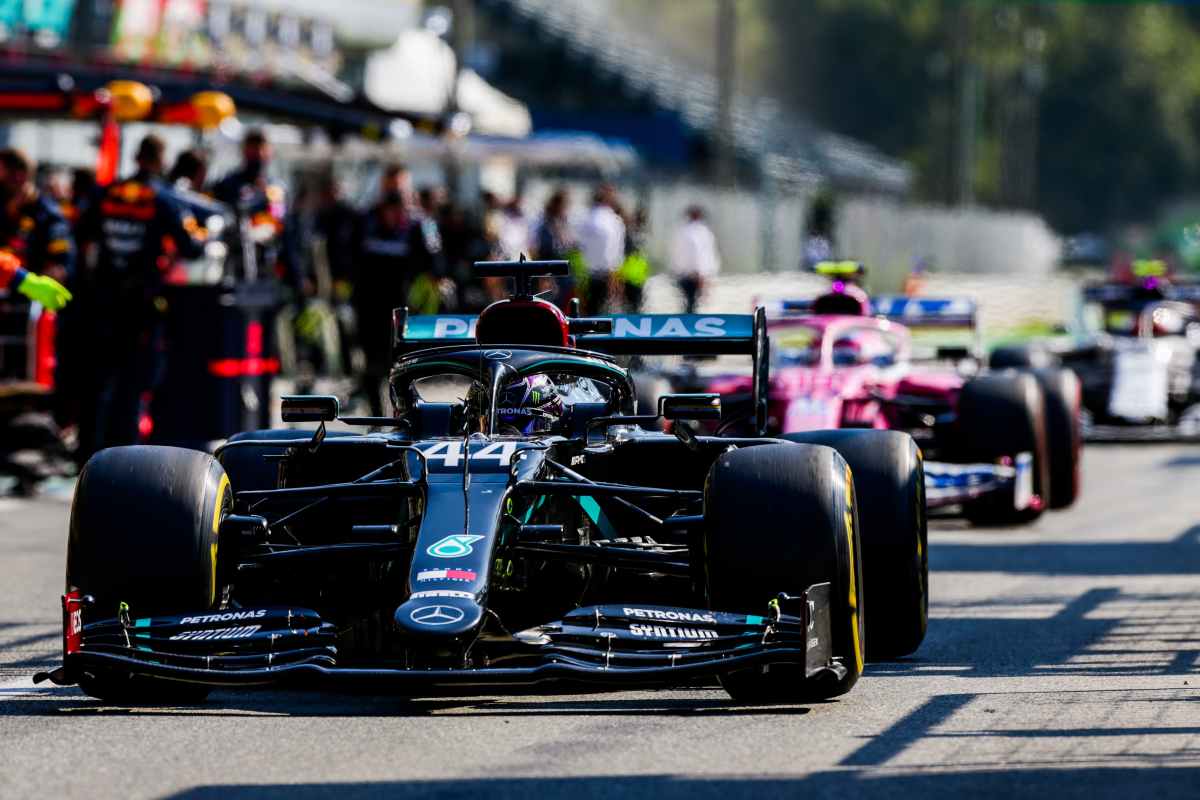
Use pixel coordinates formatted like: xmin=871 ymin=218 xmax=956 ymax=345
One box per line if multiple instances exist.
xmin=610 ymin=1 xmax=1200 ymax=236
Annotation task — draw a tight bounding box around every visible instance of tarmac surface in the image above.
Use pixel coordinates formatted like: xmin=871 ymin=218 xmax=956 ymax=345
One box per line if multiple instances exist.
xmin=2 ymin=444 xmax=1200 ymax=798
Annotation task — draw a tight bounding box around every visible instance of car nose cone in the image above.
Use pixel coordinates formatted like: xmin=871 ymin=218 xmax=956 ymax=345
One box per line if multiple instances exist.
xmin=394 ymin=597 xmax=482 ymax=636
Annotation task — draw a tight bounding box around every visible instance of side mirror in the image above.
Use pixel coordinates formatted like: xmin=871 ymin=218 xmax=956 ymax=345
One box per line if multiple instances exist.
xmin=281 ymin=395 xmax=340 ymax=423
xmin=569 ymin=317 xmax=614 ymax=336
xmin=659 ymin=393 xmax=722 ymax=421
xmin=935 ymin=346 xmax=971 ymax=361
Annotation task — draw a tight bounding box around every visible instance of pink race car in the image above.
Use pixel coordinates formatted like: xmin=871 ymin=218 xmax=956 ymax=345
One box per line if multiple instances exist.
xmin=699 ymin=280 xmax=1081 ymax=525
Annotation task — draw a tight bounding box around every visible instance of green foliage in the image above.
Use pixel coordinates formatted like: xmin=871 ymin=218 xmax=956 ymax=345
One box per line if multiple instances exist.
xmin=754 ymin=1 xmax=1200 ymax=232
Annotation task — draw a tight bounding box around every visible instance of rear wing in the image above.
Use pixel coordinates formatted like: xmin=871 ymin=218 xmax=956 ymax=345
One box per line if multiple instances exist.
xmin=870 ymin=296 xmax=977 ymax=329
xmin=871 ymin=296 xmax=980 ymax=361
xmin=761 ymin=298 xmax=813 ymax=318
xmin=392 ymin=308 xmax=770 ymax=434
xmin=1082 ymin=282 xmax=1200 ymax=304
xmin=762 ymin=295 xmax=977 ymax=329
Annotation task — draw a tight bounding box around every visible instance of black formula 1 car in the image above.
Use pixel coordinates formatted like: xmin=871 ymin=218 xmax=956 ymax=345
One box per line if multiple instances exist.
xmin=39 ymin=260 xmax=927 ymax=704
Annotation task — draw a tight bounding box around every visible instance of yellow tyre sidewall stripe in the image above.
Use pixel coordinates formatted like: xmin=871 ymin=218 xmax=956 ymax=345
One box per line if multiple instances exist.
xmin=209 ymin=472 xmax=230 ymax=606
xmin=843 ymin=462 xmax=863 ymax=674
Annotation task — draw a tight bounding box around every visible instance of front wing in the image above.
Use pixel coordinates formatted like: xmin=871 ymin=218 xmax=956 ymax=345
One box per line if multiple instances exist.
xmin=923 ymin=453 xmax=1033 ymax=510
xmin=36 ymin=585 xmax=843 ymax=692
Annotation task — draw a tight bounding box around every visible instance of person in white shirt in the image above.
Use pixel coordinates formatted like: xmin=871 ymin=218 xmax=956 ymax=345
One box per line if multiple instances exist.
xmin=669 ymin=205 xmax=720 ymax=314
xmin=575 ymin=183 xmax=626 ymax=313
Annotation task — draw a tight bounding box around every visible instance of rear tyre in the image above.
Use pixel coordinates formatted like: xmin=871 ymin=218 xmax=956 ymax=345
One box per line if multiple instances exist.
xmin=67 ymin=446 xmax=230 ymax=703
xmin=704 ymin=443 xmax=865 ymax=702
xmin=783 ymin=430 xmax=927 ymax=660
xmin=1031 ymin=367 xmax=1082 ymax=510
xmin=957 ymin=373 xmax=1049 ymax=526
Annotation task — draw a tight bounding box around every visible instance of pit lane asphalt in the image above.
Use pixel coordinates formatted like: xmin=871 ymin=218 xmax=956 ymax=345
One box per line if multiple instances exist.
xmin=3 ymin=444 xmax=1200 ymax=799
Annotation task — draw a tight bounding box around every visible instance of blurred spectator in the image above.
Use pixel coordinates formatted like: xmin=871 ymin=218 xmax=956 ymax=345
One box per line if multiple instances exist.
xmin=533 ymin=188 xmax=576 ymax=309
xmin=408 ymin=185 xmax=451 ymax=316
xmin=354 ymin=190 xmax=437 ymax=416
xmin=576 ymin=183 xmax=626 ymax=314
xmin=498 ymin=194 xmax=531 ymax=260
xmin=903 ymin=257 xmax=929 ymax=297
xmin=479 ymin=191 xmax=508 ymax=301
xmin=315 ymin=174 xmax=358 ymax=289
xmin=314 ymin=174 xmax=362 ymax=377
xmin=619 ymin=205 xmax=650 ymax=312
xmin=0 ymin=148 xmax=73 ymax=283
xmin=68 ymin=169 xmax=96 ymax=230
xmin=378 ymin=163 xmax=414 ymax=209
xmin=213 ymin=128 xmax=287 ymax=282
xmin=669 ymin=205 xmax=720 ymax=314
xmin=802 ymin=192 xmax=836 ymax=269
xmin=74 ymin=134 xmax=206 ymax=461
xmin=480 ymin=191 xmax=504 ymax=252
xmin=534 ymin=189 xmax=574 ymax=260
xmin=439 ymin=200 xmax=491 ymax=312
xmin=416 ymin=186 xmax=447 ymax=264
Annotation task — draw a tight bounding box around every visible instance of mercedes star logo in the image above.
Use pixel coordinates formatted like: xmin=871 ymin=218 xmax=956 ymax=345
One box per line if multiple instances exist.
xmin=410 ymin=604 xmax=465 ymax=626
xmin=484 ymin=350 xmax=512 ymax=361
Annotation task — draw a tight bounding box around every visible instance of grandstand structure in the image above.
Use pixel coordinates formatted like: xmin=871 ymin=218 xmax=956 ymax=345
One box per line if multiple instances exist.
xmin=476 ymin=0 xmax=912 ymax=195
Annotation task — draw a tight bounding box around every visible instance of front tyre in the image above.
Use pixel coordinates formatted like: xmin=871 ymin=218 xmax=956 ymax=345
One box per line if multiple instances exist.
xmin=704 ymin=443 xmax=865 ymax=702
xmin=67 ymin=446 xmax=230 ymax=703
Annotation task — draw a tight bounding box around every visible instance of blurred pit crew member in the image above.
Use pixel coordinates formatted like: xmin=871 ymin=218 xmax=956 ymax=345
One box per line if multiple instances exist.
xmin=168 ymin=149 xmax=209 ymax=195
xmin=354 ymin=190 xmax=438 ymax=416
xmin=0 ymin=148 xmax=74 ymax=284
xmin=576 ymin=183 xmax=626 ymax=314
xmin=669 ymin=205 xmax=720 ymax=315
xmin=164 ymin=149 xmax=231 ymax=284
xmin=213 ymin=128 xmax=287 ymax=282
xmin=75 ymin=134 xmax=206 ymax=461
xmin=0 ymin=149 xmax=78 ymax=428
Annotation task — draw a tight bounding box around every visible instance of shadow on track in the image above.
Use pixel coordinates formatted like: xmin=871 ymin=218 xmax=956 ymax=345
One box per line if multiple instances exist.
xmin=930 ymin=524 xmax=1200 ymax=576
xmin=159 ymin=767 xmax=1200 ymax=800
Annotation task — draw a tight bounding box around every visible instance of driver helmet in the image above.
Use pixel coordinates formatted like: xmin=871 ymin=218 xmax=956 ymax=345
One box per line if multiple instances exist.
xmin=831 ymin=336 xmax=863 ymax=365
xmin=496 ymin=374 xmax=565 ymax=434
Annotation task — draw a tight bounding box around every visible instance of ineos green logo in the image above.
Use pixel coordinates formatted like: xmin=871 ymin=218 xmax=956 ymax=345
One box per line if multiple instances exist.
xmin=426 ymin=534 xmax=485 ymax=558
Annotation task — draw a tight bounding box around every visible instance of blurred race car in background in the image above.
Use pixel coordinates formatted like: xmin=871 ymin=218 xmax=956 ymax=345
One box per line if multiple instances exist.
xmin=993 ymin=259 xmax=1200 ymax=442
xmin=686 ymin=261 xmax=1082 ymax=525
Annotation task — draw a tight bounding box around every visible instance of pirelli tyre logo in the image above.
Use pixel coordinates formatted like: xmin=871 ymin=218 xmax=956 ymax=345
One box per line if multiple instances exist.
xmin=170 ymin=625 xmax=261 ymax=641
